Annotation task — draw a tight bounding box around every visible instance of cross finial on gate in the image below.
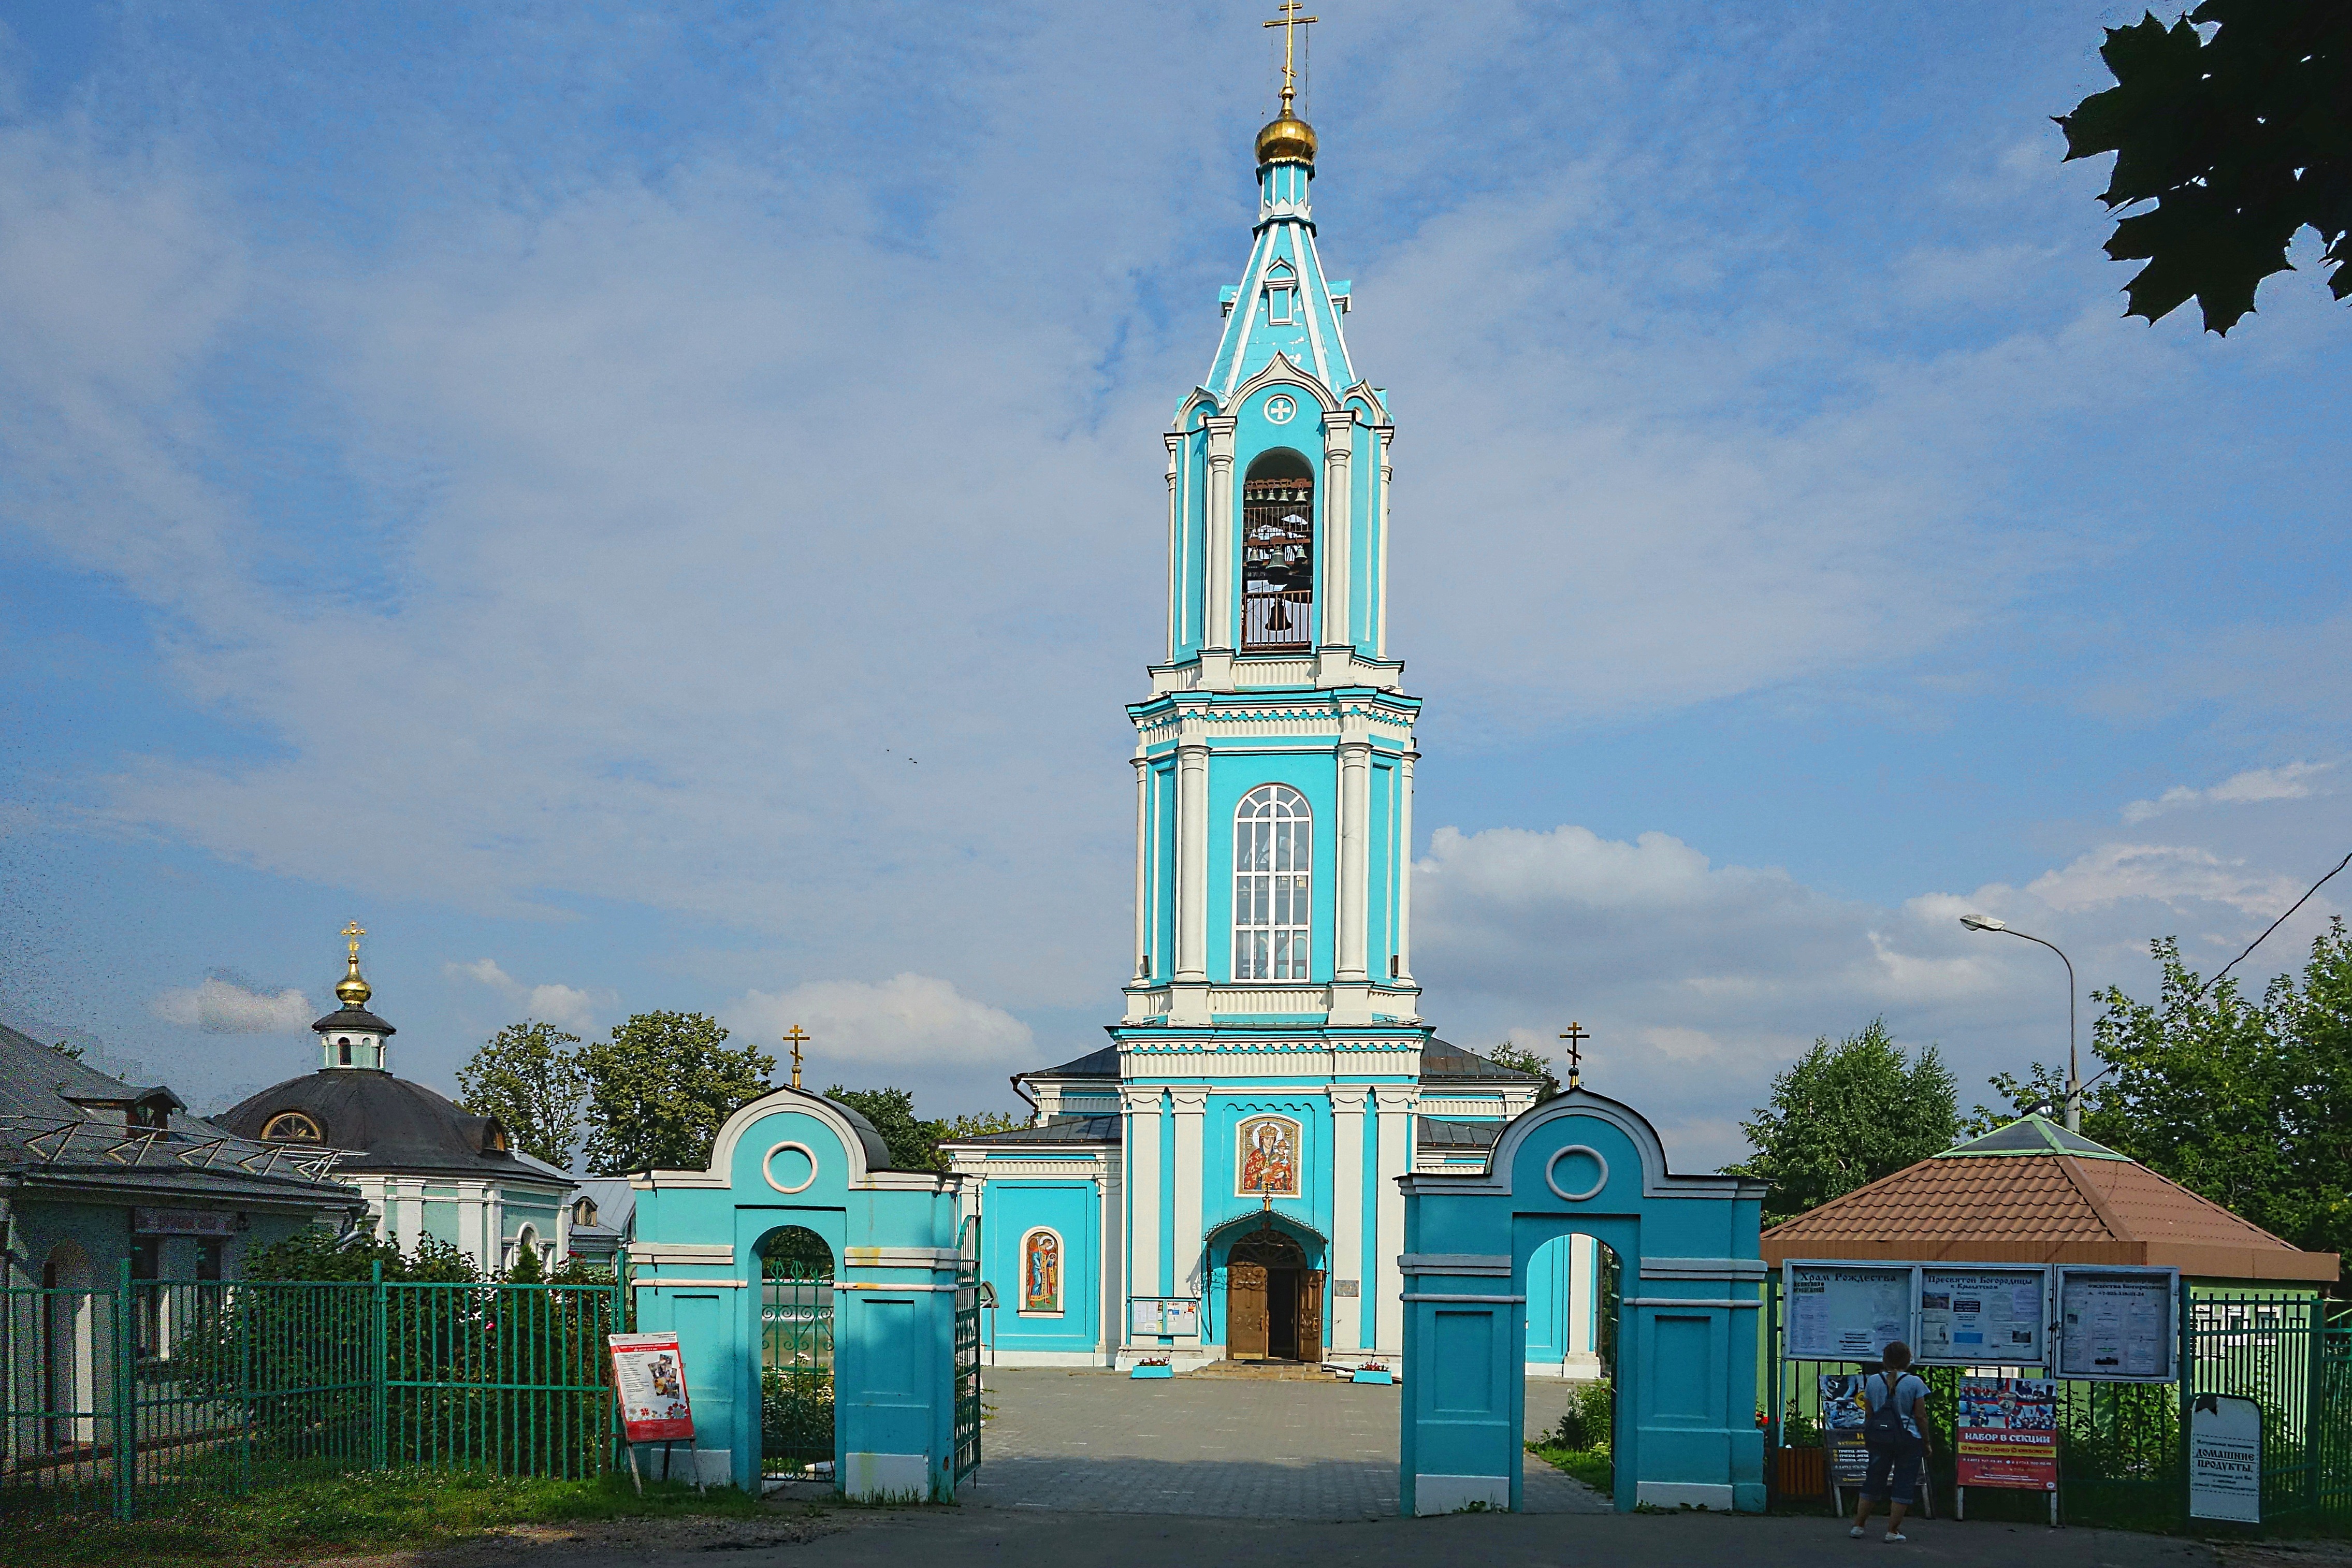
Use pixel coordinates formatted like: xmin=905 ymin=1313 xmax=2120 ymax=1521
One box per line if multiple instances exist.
xmin=1558 ymin=1022 xmax=1589 ymax=1090
xmin=782 ymin=1024 xmax=810 ymax=1090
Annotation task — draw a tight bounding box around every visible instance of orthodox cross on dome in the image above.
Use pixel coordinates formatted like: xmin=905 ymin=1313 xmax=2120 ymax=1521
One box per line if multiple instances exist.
xmin=1558 ymin=1021 xmax=1589 ymax=1090
xmin=782 ymin=1024 xmax=810 ymax=1090
xmin=1262 ymin=1 xmax=1317 ymax=116
xmin=336 ymin=920 xmax=372 ymax=1007
xmin=342 ymin=920 xmax=365 ymax=961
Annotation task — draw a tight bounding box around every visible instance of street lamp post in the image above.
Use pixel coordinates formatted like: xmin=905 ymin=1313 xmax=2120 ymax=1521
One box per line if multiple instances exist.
xmin=1959 ymin=914 xmax=2080 ymax=1131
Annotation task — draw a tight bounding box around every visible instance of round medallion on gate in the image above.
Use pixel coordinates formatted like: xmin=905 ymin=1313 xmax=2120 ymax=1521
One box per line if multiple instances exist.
xmin=1545 ymin=1144 xmax=1608 ymax=1202
xmin=764 ymin=1140 xmax=819 ymax=1195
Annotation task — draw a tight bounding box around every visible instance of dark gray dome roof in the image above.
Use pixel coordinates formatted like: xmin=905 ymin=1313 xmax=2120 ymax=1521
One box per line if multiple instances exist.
xmin=311 ymin=1005 xmax=397 ymax=1037
xmin=219 ymin=1069 xmax=558 ymax=1182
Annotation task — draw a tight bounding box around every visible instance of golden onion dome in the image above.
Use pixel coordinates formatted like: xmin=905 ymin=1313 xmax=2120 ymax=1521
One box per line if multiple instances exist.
xmin=336 ymin=951 xmax=372 ymax=1007
xmin=1255 ymin=111 xmax=1316 ymax=166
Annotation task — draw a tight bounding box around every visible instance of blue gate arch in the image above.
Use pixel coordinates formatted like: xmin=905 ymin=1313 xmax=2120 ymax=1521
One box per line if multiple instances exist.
xmin=628 ymin=1085 xmax=967 ymax=1498
xmin=1400 ymin=1087 xmax=1768 ymax=1515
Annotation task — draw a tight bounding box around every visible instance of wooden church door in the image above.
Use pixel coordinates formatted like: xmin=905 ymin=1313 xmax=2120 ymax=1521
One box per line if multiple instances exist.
xmin=1298 ymin=1270 xmax=1325 ymax=1362
xmin=1229 ymin=1264 xmax=1269 ymax=1360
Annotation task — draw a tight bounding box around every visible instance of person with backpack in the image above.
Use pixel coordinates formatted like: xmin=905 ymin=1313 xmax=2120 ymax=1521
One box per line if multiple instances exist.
xmin=1851 ymin=1341 xmax=1933 ymax=1541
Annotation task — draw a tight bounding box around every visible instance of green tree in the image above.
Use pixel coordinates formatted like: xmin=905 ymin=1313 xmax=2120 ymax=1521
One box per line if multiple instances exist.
xmin=1487 ymin=1042 xmax=1562 ymax=1101
xmin=1982 ymin=923 xmax=2352 ymax=1258
xmin=579 ymin=1011 xmax=775 ymax=1174
xmin=1724 ymin=1020 xmax=1959 ymax=1227
xmin=455 ymin=1020 xmax=584 ymax=1168
xmin=2057 ymin=2 xmax=2351 ymax=333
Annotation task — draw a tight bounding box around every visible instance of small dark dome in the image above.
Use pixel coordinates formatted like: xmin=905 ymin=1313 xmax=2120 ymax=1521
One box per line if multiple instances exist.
xmin=311 ymin=1004 xmax=396 ymax=1037
xmin=221 ymin=1070 xmax=533 ymax=1177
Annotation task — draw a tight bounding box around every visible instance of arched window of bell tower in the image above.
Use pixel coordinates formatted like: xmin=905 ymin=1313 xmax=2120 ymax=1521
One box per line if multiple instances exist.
xmin=1241 ymin=449 xmax=1313 ymax=652
xmin=1234 ymin=783 xmax=1312 ymax=981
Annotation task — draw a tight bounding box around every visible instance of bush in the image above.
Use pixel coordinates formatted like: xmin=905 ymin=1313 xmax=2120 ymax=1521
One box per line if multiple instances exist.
xmin=1549 ymin=1380 xmax=1614 ymax=1452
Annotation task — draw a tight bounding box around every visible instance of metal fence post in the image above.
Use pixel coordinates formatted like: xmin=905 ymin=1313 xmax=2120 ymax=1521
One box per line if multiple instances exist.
xmin=371 ymin=1259 xmax=388 ymax=1471
xmin=113 ymin=1258 xmax=134 ymax=1521
xmin=2176 ymin=1276 xmax=2194 ymax=1533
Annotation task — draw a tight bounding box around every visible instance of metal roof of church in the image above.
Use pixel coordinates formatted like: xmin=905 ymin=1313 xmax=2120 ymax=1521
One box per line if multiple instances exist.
xmin=1761 ymin=1115 xmax=2338 ymax=1281
xmin=940 ymin=1114 xmax=1120 ymax=1149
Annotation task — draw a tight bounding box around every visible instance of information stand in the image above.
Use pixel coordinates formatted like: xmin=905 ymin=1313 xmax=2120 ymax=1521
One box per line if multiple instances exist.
xmin=1953 ymin=1376 xmax=2058 ymax=1526
xmin=1784 ymin=1262 xmax=1917 ymax=1362
xmin=609 ymin=1330 xmax=706 ymax=1496
xmin=2054 ymin=1266 xmax=2177 ymax=1382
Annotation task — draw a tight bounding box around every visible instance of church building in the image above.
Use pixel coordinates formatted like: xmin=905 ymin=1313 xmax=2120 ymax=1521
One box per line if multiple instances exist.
xmin=942 ymin=86 xmax=1599 ymax=1373
xmin=220 ymin=928 xmax=577 ymax=1273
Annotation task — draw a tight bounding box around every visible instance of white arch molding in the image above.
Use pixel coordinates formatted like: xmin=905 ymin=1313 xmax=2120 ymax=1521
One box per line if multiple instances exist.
xmin=763 ymin=1141 xmax=819 ymax=1195
xmin=1545 ymin=1145 xmax=1608 ymax=1203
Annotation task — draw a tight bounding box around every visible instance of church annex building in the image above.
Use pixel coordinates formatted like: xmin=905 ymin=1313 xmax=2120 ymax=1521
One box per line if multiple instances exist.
xmin=939 ymin=99 xmax=1602 ymax=1376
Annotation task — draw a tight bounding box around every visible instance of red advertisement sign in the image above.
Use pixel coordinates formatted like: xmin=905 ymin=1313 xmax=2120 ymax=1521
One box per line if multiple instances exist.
xmin=1955 ymin=1376 xmax=2057 ymax=1491
xmin=608 ymin=1332 xmax=695 ymax=1444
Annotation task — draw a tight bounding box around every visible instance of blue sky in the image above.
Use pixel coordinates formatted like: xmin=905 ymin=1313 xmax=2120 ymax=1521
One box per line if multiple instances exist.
xmin=2 ymin=2 xmax=2346 ymax=1168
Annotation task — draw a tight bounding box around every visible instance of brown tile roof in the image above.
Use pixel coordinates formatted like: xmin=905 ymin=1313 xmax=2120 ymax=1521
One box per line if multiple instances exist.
xmin=1760 ymin=1116 xmax=2338 ymax=1282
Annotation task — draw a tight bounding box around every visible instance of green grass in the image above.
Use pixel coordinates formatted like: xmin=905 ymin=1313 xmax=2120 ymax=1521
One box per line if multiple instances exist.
xmin=1527 ymin=1441 xmax=1613 ymax=1492
xmin=12 ymin=1469 xmax=774 ymax=1566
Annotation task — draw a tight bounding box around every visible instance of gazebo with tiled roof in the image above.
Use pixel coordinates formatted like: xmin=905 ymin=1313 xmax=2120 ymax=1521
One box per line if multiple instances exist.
xmin=1761 ymin=1115 xmax=2338 ymax=1283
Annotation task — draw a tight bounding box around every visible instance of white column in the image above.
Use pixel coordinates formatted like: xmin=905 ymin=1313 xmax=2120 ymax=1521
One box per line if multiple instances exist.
xmin=1320 ymin=413 xmax=1354 ymax=649
xmin=1373 ymin=1086 xmax=1416 ymax=1354
xmin=1375 ymin=429 xmax=1393 ymax=658
xmin=1165 ymin=431 xmax=1184 ymax=660
xmin=1337 ymin=736 xmax=1370 ymax=982
xmin=1202 ymin=416 xmax=1237 ymax=666
xmin=1393 ymin=744 xmax=1417 ymax=986
xmin=1329 ymin=1085 xmax=1368 ymax=1351
xmin=1123 ymin=1086 xmax=1164 ymax=1309
xmin=1131 ymin=754 xmax=1151 ymax=979
xmin=1172 ymin=721 xmax=1211 ymax=1023
xmin=1101 ymin=1157 xmax=1125 ymax=1362
xmin=1568 ymin=1233 xmax=1602 ymax=1377
xmin=1170 ymin=1088 xmax=1208 ymax=1300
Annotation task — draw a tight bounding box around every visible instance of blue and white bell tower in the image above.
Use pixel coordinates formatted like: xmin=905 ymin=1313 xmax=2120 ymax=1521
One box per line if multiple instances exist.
xmin=943 ymin=71 xmax=1548 ymax=1373
xmin=1125 ymin=98 xmax=1417 ymax=1036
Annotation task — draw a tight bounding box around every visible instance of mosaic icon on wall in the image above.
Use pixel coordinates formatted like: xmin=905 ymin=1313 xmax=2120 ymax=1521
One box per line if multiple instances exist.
xmin=1237 ymin=1115 xmax=1301 ymax=1197
xmin=1022 ymin=1229 xmax=1062 ymax=1313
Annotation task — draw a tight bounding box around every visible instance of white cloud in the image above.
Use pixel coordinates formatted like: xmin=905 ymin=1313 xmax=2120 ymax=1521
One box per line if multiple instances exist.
xmin=445 ymin=959 xmax=605 ymax=1034
xmin=149 ymin=976 xmax=312 ymax=1035
xmin=2017 ymin=844 xmax=2302 ymax=918
xmin=727 ymin=975 xmax=1033 ymax=1076
xmin=2123 ymin=761 xmax=2336 ymax=823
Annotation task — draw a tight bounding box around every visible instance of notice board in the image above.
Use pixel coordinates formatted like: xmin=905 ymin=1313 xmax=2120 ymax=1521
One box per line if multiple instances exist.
xmin=2056 ymin=1268 xmax=2175 ymax=1381
xmin=1918 ymin=1267 xmax=2046 ymax=1366
xmin=608 ymin=1331 xmax=696 ymax=1444
xmin=1785 ymin=1263 xmax=1914 ymax=1362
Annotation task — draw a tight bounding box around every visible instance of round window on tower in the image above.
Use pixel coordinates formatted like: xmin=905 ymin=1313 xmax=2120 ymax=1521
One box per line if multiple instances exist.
xmin=263 ymin=1111 xmax=323 ymax=1143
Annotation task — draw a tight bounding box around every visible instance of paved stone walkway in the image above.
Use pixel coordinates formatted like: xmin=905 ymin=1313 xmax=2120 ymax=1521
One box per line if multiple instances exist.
xmin=961 ymin=1369 xmax=1609 ymax=1519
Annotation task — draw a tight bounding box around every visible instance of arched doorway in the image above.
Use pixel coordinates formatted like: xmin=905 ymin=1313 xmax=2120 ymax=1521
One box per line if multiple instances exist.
xmin=1209 ymin=1208 xmax=1327 ymax=1364
xmin=757 ymin=1225 xmax=835 ymax=1482
xmin=1399 ymin=1088 xmax=1766 ymax=1515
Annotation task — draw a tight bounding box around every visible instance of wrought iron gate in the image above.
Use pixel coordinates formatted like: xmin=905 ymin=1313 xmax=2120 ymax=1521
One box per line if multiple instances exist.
xmin=758 ymin=1259 xmax=835 ymax=1479
xmin=953 ymin=1217 xmax=981 ymax=1486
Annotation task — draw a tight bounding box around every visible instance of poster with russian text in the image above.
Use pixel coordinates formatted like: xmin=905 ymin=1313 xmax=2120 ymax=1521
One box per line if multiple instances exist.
xmin=1786 ymin=1265 xmax=1913 ymax=1362
xmin=2057 ymin=1270 xmax=2174 ymax=1381
xmin=609 ymin=1331 xmax=695 ymax=1444
xmin=1919 ymin=1268 xmax=2046 ymax=1365
xmin=1955 ymin=1377 xmax=2058 ymax=1490
xmin=2189 ymin=1393 xmax=2261 ymax=1522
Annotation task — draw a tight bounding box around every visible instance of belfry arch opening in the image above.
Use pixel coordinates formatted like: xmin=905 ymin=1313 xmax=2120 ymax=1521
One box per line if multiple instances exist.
xmin=1241 ymin=449 xmax=1314 ymax=650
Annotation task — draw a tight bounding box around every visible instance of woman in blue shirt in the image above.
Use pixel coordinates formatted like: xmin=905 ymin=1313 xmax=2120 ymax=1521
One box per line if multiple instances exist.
xmin=1852 ymin=1341 xmax=1934 ymax=1541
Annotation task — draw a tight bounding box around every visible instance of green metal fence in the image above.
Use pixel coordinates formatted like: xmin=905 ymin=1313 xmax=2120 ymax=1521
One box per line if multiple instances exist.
xmin=1765 ymin=1282 xmax=2352 ymax=1536
xmin=953 ymin=1219 xmax=981 ymax=1487
xmin=1 ymin=1261 xmax=623 ymax=1520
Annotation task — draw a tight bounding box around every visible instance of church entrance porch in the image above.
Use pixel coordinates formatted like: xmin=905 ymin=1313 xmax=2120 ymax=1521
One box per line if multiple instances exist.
xmin=1224 ymin=1225 xmax=1325 ymax=1363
